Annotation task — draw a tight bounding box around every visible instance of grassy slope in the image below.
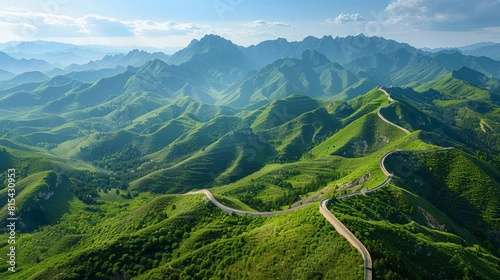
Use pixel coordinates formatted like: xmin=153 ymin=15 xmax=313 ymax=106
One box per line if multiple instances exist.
xmin=1 ymin=195 xmax=362 ymax=280
xmin=0 ymin=83 xmax=499 ymax=280
xmin=323 ymin=145 xmax=500 ymax=279
xmin=384 ymin=150 xmax=500 ymax=240
xmin=330 ymin=181 xmax=500 ymax=279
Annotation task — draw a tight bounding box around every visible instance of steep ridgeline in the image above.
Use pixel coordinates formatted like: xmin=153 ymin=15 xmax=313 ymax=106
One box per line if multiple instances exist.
xmin=241 ymin=34 xmax=416 ymax=67
xmin=345 ymin=48 xmax=500 ymax=87
xmin=168 ymin=34 xmax=256 ymax=89
xmin=58 ymin=49 xmax=170 ymax=74
xmin=463 ymin=42 xmax=500 ymax=60
xmin=383 ymin=67 xmax=500 ymax=161
xmin=0 ymin=51 xmax=54 ymax=74
xmin=3 ymin=34 xmax=500 ymax=114
xmin=219 ymin=50 xmax=377 ymax=108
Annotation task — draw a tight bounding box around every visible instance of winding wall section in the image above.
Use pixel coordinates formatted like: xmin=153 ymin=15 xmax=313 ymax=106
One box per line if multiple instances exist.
xmin=186 ymin=87 xmax=453 ymax=280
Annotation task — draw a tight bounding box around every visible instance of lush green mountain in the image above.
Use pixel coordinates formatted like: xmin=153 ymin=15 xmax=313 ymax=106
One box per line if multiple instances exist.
xmin=1 ymin=35 xmax=500 ymax=280
xmin=219 ymin=50 xmax=376 ymax=107
xmin=129 ymin=59 xmax=215 ymax=103
xmin=382 ymin=67 xmax=500 ymax=162
xmin=329 ymin=157 xmax=500 ymax=278
xmin=345 ymin=48 xmax=447 ymax=86
xmin=429 ymin=50 xmax=500 ymax=79
xmin=416 ymin=66 xmax=500 ymax=101
xmin=384 ymin=149 xmax=500 ymax=245
xmin=0 ymin=75 xmax=85 ymax=109
xmin=346 ymin=48 xmax=500 ymax=87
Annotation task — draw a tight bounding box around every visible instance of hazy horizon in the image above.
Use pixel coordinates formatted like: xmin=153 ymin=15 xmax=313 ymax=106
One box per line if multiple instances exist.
xmin=0 ymin=33 xmax=497 ymax=56
xmin=1 ymin=0 xmax=499 ymax=50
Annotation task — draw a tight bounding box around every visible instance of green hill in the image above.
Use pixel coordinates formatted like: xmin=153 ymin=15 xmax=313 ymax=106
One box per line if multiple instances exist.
xmin=346 ymin=48 xmax=500 ymax=87
xmin=416 ymin=66 xmax=500 ymax=101
xmin=220 ymin=50 xmax=373 ymax=107
xmin=1 ymin=35 xmax=500 ymax=280
xmin=384 ymin=150 xmax=500 ymax=244
xmin=1 ymin=195 xmax=361 ymax=280
xmin=130 ymin=128 xmax=275 ymax=193
xmin=386 ymin=68 xmax=500 ymax=160
xmin=246 ymin=95 xmax=321 ymax=131
xmin=258 ymin=107 xmax=341 ymax=162
xmin=330 ymin=183 xmax=500 ymax=279
xmin=0 ymin=171 xmax=76 ymax=232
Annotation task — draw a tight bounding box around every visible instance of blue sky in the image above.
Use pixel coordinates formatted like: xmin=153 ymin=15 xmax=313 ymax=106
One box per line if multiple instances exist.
xmin=1 ymin=0 xmax=500 ymax=50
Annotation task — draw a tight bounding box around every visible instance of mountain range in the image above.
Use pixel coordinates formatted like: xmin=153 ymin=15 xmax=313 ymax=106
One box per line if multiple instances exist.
xmin=0 ymin=34 xmax=499 ymax=279
xmin=0 ymin=34 xmax=497 ymax=113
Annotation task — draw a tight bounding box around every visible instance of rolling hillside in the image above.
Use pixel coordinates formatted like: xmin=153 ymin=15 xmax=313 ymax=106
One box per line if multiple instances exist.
xmin=0 ymin=34 xmax=499 ymax=279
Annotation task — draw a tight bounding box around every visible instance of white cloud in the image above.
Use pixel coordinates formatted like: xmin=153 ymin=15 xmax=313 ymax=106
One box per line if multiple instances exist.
xmin=325 ymin=13 xmax=365 ymax=24
xmin=385 ymin=0 xmax=500 ymax=31
xmin=78 ymin=15 xmax=133 ymax=37
xmin=245 ymin=20 xmax=290 ymax=28
xmin=131 ymin=20 xmax=204 ymax=36
xmin=0 ymin=10 xmax=206 ymax=40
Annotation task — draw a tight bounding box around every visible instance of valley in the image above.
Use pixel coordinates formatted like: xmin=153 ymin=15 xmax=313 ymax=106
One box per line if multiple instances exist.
xmin=0 ymin=34 xmax=499 ymax=279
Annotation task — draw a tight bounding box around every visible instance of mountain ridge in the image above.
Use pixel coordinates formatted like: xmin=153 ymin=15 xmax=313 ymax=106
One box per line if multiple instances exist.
xmin=0 ymin=34 xmax=500 ymax=279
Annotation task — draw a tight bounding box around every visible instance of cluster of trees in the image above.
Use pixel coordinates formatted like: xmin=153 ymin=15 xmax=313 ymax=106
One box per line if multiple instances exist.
xmin=29 ymin=203 xmax=268 ymax=280
xmin=234 ymin=169 xmax=347 ymax=211
xmin=409 ymin=152 xmax=500 ymax=247
xmin=87 ymin=143 xmax=143 ymax=172
xmin=67 ymin=170 xmax=127 ymax=204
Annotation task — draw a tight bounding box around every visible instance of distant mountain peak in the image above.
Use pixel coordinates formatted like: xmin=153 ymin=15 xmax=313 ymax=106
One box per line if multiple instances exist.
xmin=168 ymin=34 xmax=253 ymax=70
xmin=301 ymin=50 xmax=331 ymax=67
xmin=137 ymin=59 xmax=170 ymax=75
xmin=200 ymin=34 xmax=225 ymax=41
xmin=435 ymin=49 xmax=463 ymax=55
xmin=143 ymin=58 xmax=168 ymax=68
xmin=129 ymin=49 xmax=148 ymax=54
xmin=176 ymin=34 xmax=239 ymax=56
xmin=196 ymin=34 xmax=238 ymax=51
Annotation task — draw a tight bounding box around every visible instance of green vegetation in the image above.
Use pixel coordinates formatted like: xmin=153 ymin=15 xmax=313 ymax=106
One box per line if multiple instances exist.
xmin=385 ymin=67 xmax=500 ymax=165
xmin=330 ymin=185 xmax=500 ymax=279
xmin=0 ymin=41 xmax=499 ymax=280
xmin=0 ymin=195 xmax=362 ymax=279
xmin=323 ymin=145 xmax=500 ymax=279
